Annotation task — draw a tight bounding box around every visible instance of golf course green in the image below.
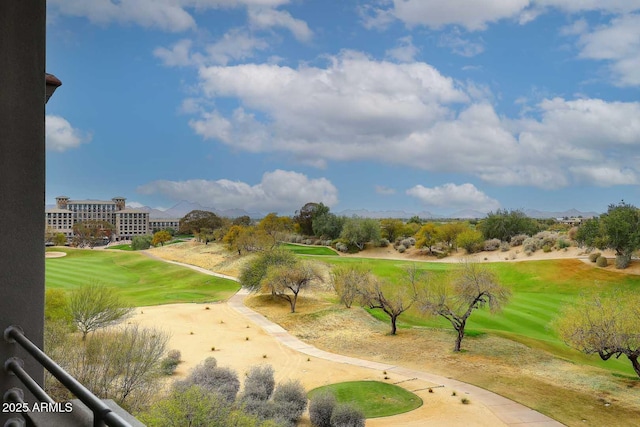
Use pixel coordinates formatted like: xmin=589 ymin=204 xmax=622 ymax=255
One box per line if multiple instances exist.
xmin=45 ymin=248 xmax=239 ymax=306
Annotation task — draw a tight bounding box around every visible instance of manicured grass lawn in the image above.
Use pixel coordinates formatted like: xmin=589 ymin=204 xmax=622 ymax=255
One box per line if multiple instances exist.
xmin=279 ymin=243 xmax=338 ymax=256
xmin=45 ymin=248 xmax=239 ymax=306
xmin=106 ymin=244 xmax=132 ymax=250
xmin=303 ymin=255 xmax=640 ymax=375
xmin=308 ymin=381 xmax=422 ymax=418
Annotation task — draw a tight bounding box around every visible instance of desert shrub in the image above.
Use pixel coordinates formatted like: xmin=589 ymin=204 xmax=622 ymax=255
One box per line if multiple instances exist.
xmin=329 ymin=403 xmax=365 ymax=427
xmin=542 ymin=245 xmax=552 ymax=253
xmin=131 ymin=235 xmax=153 ymax=250
xmin=397 ymin=245 xmax=406 ymax=253
xmin=378 ymin=238 xmax=390 ymax=247
xmin=436 ymin=251 xmax=449 ymax=259
xmin=178 ymin=357 xmax=240 ymax=403
xmin=510 ymin=234 xmax=528 ymax=246
xmin=615 ymin=254 xmax=631 ymax=269
xmin=567 ymin=226 xmax=579 ymax=241
xmin=309 ymin=392 xmax=336 ymax=427
xmin=243 ymin=365 xmax=275 ymax=402
xmin=400 ymin=238 xmax=413 ymax=248
xmin=160 ymin=350 xmax=182 ymax=375
xmin=456 ymin=229 xmax=484 ymax=254
xmin=272 ymin=380 xmax=307 ymax=426
xmin=499 ymin=241 xmax=510 ymax=252
xmin=335 ymin=243 xmax=348 ymax=253
xmin=304 ymin=239 xmax=313 ymax=245
xmin=522 ymin=237 xmax=540 ymax=253
xmin=588 ymin=252 xmax=601 ymax=262
xmin=534 ymin=231 xmax=559 ymax=248
xmin=241 ymin=397 xmax=276 ymax=421
xmin=324 ymin=240 xmax=332 ymax=246
xmin=596 ymin=256 xmax=608 ymax=267
xmin=295 ymin=235 xmax=303 ymax=244
xmin=525 ymin=249 xmax=533 ymax=257
xmin=483 ymin=238 xmax=501 ymax=251
xmin=556 ymin=238 xmax=571 ymax=249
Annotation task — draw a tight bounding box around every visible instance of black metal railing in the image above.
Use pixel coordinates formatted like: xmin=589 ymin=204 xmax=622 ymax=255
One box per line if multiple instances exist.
xmin=3 ymin=325 xmax=133 ymax=427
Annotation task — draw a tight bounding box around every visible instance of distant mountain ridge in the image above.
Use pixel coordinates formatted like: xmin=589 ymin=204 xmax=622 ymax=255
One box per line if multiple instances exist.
xmin=130 ymin=201 xmax=262 ymax=220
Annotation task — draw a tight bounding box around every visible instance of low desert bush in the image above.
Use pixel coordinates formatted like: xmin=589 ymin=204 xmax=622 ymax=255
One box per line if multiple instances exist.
xmin=160 ymin=349 xmax=182 ymax=375
xmin=596 ymin=256 xmax=608 ymax=267
xmin=542 ymin=245 xmax=552 ymax=253
xmin=397 ymin=245 xmax=406 ymax=253
xmin=336 ymin=243 xmax=349 ymax=253
xmin=242 ymin=365 xmax=275 ymax=402
xmin=177 ymin=357 xmax=240 ymax=403
xmin=272 ymin=380 xmax=308 ymax=426
xmin=510 ymin=234 xmax=528 ymax=246
xmin=522 ymin=237 xmax=540 ymax=253
xmin=483 ymin=238 xmax=501 ymax=251
xmin=500 ymin=241 xmax=510 ymax=252
xmin=378 ymin=238 xmax=390 ymax=247
xmin=400 ymin=238 xmax=414 ymax=248
xmin=556 ymin=238 xmax=571 ymax=249
xmin=588 ymin=252 xmax=601 ymax=262
xmin=330 ymin=403 xmax=365 ymax=427
xmin=309 ymin=392 xmax=336 ymax=427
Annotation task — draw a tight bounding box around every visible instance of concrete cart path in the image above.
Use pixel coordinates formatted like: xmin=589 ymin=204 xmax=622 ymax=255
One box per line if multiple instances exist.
xmin=148 ymin=255 xmax=564 ymax=426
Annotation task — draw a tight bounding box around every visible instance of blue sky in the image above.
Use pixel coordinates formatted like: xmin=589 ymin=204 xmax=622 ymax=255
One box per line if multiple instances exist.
xmin=45 ymin=0 xmax=640 ymax=216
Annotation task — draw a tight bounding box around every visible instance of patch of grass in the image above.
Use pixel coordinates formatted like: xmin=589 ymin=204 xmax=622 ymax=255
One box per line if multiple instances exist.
xmin=45 ymin=248 xmax=239 ymax=306
xmin=279 ymin=243 xmax=338 ymax=256
xmin=308 ymin=381 xmax=422 ymax=418
xmin=315 ymin=256 xmax=640 ymax=376
xmin=106 ymin=244 xmax=133 ymax=251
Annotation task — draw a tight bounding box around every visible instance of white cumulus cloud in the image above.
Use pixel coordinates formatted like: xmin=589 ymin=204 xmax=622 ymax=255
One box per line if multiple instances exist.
xmin=137 ymin=170 xmax=338 ymax=213
xmin=45 ymin=115 xmax=91 ymax=152
xmin=406 ymin=183 xmax=500 ymax=212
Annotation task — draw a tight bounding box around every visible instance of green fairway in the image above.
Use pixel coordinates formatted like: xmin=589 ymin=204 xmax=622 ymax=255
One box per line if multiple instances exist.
xmin=45 ymin=248 xmax=239 ymax=306
xmin=308 ymin=381 xmax=422 ymax=418
xmin=279 ymin=243 xmax=338 ymax=255
xmin=106 ymin=244 xmax=133 ymax=251
xmin=302 ymin=255 xmax=640 ymax=376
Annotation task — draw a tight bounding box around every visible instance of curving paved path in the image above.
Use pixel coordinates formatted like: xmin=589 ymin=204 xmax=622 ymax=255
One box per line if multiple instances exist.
xmin=148 ymin=254 xmax=564 ymax=426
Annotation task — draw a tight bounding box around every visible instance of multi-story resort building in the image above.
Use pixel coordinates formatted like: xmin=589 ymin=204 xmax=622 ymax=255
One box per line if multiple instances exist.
xmin=45 ymin=196 xmax=180 ymax=242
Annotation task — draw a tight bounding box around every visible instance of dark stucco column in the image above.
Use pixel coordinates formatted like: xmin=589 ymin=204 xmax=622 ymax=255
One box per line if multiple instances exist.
xmin=0 ymin=0 xmax=47 ymax=423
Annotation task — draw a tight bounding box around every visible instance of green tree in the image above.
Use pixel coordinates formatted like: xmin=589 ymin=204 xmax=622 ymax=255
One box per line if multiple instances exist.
xmin=379 ymin=219 xmax=404 ymax=243
xmin=340 ymin=218 xmax=381 ymax=250
xmin=131 ymin=235 xmax=153 ymax=250
xmin=575 ymin=202 xmax=640 ymax=269
xmin=419 ymin=262 xmax=510 ymax=351
xmin=69 ymin=283 xmax=133 ymax=340
xmin=294 ymin=202 xmax=329 ymax=236
xmin=152 ymin=230 xmax=172 ymax=246
xmin=477 ymin=209 xmax=538 ymax=242
xmin=438 ymin=222 xmax=468 ymax=251
xmin=179 ymin=210 xmax=224 ymax=235
xmin=262 ymin=261 xmax=323 ymax=313
xmin=456 ymin=229 xmax=484 ymax=254
xmin=53 ymin=233 xmax=67 ymax=246
xmin=556 ymin=292 xmax=640 ymax=378
xmin=233 ymin=215 xmax=252 ymax=226
xmin=312 ymin=212 xmax=344 ymax=239
xmin=239 ymin=249 xmax=297 ymax=293
xmin=258 ymin=213 xmax=293 ymax=246
xmin=414 ymin=222 xmax=441 ymax=254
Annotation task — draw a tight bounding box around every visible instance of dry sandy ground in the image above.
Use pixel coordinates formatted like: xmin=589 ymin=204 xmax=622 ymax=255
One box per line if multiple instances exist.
xmin=131 ymin=303 xmax=505 ymax=426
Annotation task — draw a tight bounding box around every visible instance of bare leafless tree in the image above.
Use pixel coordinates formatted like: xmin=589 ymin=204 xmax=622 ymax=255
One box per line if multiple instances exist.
xmin=419 ymin=261 xmax=510 ymax=351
